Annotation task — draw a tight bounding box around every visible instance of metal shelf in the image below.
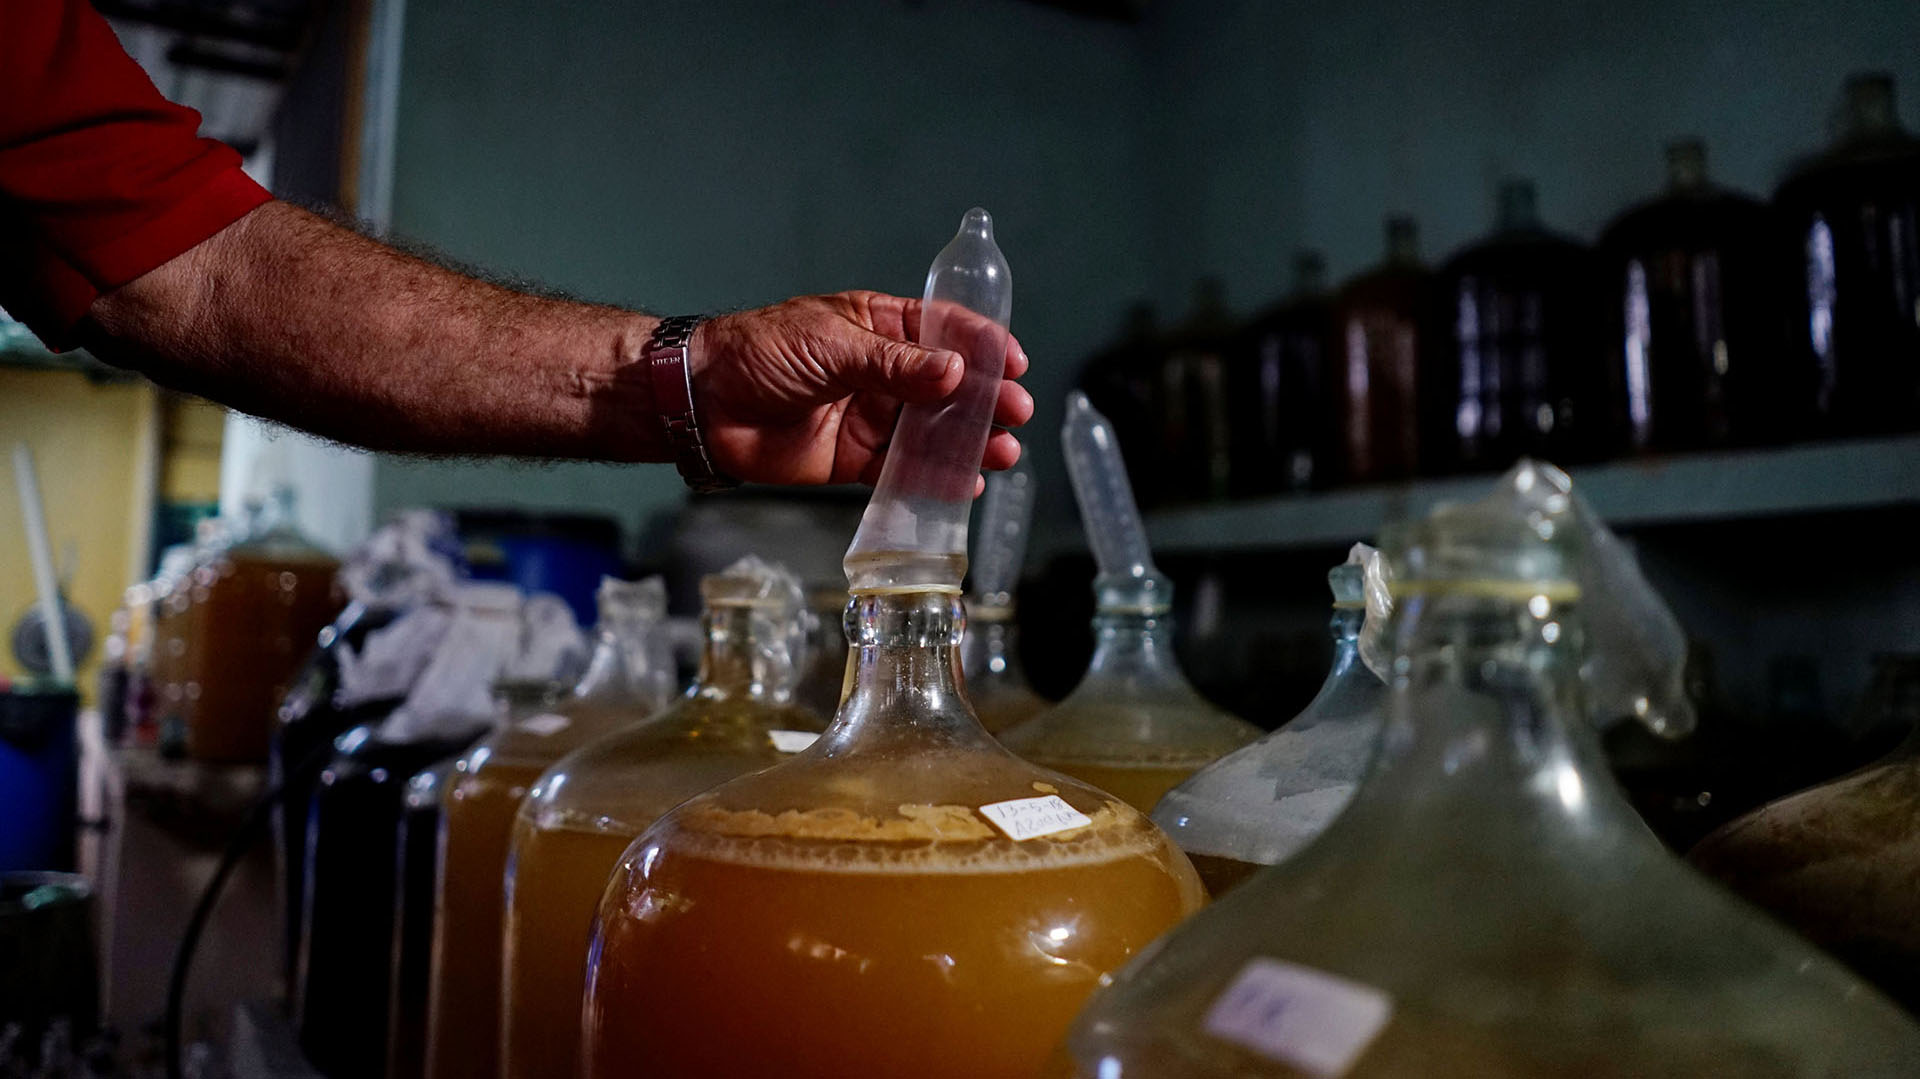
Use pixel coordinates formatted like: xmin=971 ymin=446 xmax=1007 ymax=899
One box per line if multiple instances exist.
xmin=1144 ymin=436 xmax=1920 ymax=552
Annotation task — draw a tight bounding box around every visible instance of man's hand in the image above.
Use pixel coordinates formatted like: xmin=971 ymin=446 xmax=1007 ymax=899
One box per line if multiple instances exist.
xmin=693 ymin=291 xmax=1032 ymax=487
xmin=82 ymin=202 xmax=1032 ymax=487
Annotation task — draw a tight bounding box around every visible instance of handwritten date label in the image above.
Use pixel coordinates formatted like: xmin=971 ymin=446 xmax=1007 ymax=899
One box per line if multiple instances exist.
xmin=1202 ymin=958 xmax=1392 ymax=1077
xmin=978 ymin=795 xmax=1093 ymax=841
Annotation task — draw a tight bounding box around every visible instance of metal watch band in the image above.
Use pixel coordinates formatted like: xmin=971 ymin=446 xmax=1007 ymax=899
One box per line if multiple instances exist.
xmin=645 ymin=314 xmax=739 ymax=494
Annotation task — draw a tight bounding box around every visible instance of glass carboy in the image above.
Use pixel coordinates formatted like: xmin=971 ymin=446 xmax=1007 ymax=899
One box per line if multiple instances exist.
xmin=1001 ymin=392 xmax=1260 ymax=812
xmin=423 ymin=576 xmax=673 ymax=1079
xmin=1153 ymin=551 xmax=1386 ymax=896
xmin=582 ymin=210 xmax=1203 ymax=1079
xmin=1055 ymin=466 xmax=1920 ymax=1077
xmin=500 ymin=558 xmax=823 ymax=1079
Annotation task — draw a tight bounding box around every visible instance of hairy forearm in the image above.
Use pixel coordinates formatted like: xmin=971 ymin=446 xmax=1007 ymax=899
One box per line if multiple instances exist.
xmin=83 ymin=200 xmax=669 ymax=461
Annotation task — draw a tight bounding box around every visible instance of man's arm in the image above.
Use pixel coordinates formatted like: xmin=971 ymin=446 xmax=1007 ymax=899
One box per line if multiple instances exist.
xmin=83 ymin=201 xmax=1032 ymax=484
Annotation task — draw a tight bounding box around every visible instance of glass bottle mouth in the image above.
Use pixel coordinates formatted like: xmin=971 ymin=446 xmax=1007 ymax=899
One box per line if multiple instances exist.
xmin=843 ymin=590 xmax=965 ymax=649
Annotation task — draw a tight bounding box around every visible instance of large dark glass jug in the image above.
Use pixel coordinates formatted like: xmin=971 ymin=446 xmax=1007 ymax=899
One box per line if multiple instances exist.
xmin=1776 ymin=73 xmax=1920 ymax=436
xmin=1436 ymin=180 xmax=1608 ymax=472
xmin=296 ymin=726 xmax=481 ymax=1078
xmin=1230 ymin=252 xmax=1334 ymax=494
xmin=1599 ymin=140 xmax=1792 ymax=451
xmin=1333 ymin=218 xmax=1436 ymax=483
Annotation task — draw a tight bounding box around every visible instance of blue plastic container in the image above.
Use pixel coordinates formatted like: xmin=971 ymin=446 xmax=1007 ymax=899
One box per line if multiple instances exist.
xmin=454 ymin=510 xmax=623 ymax=626
xmin=0 ymin=689 xmax=80 ymax=873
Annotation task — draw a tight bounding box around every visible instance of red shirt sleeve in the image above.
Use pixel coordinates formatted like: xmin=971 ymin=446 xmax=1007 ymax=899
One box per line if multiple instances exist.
xmin=0 ymin=0 xmax=273 ymax=348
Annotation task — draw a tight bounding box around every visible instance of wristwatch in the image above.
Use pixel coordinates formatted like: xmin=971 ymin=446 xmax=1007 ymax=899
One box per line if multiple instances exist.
xmin=645 ymin=314 xmax=739 ymax=493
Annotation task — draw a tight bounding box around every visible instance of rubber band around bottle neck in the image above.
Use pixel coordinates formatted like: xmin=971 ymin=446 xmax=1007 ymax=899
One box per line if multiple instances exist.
xmin=850 ymin=584 xmax=964 ymax=597
xmin=1095 ymin=601 xmax=1173 ymax=617
xmin=1388 ymin=579 xmax=1582 ymax=603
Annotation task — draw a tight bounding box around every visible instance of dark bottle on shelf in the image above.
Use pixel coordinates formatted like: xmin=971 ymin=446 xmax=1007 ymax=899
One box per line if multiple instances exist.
xmin=1077 ymin=303 xmax=1166 ymax=507
xmin=1333 ymin=216 xmax=1436 ymax=483
xmin=1436 ymin=179 xmax=1608 ymax=473
xmin=388 ymin=762 xmax=453 ymax=1079
xmin=1229 ymin=251 xmax=1334 ymax=495
xmin=270 ymin=600 xmax=404 ymax=991
xmin=1161 ymin=278 xmax=1237 ymax=503
xmin=296 ymin=725 xmax=482 ymax=1079
xmin=1775 ymin=72 xmax=1920 ymax=436
xmin=1600 ymin=140 xmax=1791 ymax=451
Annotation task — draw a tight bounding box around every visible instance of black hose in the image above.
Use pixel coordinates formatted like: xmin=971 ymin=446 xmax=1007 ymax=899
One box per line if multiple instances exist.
xmin=165 ymin=745 xmax=334 ymax=1079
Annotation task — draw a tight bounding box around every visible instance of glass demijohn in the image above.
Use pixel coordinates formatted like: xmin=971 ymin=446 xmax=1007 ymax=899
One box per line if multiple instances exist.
xmin=582 ymin=210 xmax=1204 ymax=1079
xmin=499 ymin=558 xmax=822 ymax=1079
xmin=1055 ymin=464 xmax=1920 ymax=1078
xmin=1153 ymin=552 xmax=1386 ymax=896
xmin=423 ymin=577 xmax=673 ymax=1079
xmin=1001 ymin=392 xmax=1261 ymax=813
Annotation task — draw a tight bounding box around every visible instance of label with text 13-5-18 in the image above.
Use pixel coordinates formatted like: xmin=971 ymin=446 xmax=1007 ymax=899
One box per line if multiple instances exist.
xmin=978 ymin=795 xmax=1093 ymax=841
xmin=1202 ymin=958 xmax=1392 ymax=1077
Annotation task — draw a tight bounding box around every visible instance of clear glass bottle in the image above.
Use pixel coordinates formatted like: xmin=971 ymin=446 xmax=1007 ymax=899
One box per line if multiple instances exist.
xmin=1056 ymin=478 xmax=1920 ymax=1078
xmin=582 ymin=209 xmax=1203 ymax=1079
xmin=586 ymin=587 xmax=1203 ymax=1079
xmin=1001 ymin=394 xmax=1261 ymax=812
xmin=1689 ymin=653 xmax=1920 ymax=1013
xmin=424 ymin=577 xmax=673 ymax=1079
xmin=963 ymin=459 xmax=1046 ymax=733
xmin=1153 ymin=557 xmax=1385 ymax=896
xmin=501 ymin=560 xmax=824 ymax=1079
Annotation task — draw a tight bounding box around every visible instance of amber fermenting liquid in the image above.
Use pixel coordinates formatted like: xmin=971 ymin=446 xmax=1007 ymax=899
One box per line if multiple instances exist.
xmin=423 ymin=757 xmax=543 ymax=1079
xmin=425 ymin=700 xmax=651 ymax=1079
xmin=1020 ymin=759 xmax=1205 ymax=815
xmin=189 ymin=550 xmax=340 ymax=762
xmin=586 ymin=811 xmax=1201 ymax=1079
xmin=501 ymin=713 xmax=822 ymax=1079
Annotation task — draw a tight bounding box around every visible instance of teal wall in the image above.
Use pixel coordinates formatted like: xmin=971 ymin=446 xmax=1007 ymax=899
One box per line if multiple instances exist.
xmin=375 ymin=0 xmax=1920 ymax=554
xmin=374 ymin=0 xmax=1156 ymax=550
xmin=1137 ymin=0 xmax=1920 ymax=306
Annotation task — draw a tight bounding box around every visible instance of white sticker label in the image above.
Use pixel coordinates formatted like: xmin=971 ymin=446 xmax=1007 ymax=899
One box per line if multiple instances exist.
xmin=977 ymin=795 xmax=1094 ymax=842
xmin=516 ymin=713 xmax=572 ymax=737
xmin=1203 ymin=959 xmax=1392 ymax=1078
xmin=768 ymin=729 xmax=820 ymax=753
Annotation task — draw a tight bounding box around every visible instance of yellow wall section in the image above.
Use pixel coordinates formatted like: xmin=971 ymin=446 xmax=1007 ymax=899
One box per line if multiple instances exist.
xmin=0 ymin=368 xmax=155 ymax=692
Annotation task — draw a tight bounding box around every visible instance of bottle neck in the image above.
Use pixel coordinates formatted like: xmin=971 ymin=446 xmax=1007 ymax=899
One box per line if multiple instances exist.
xmin=1357 ymin=588 xmax=1617 ymax=832
xmin=1073 ymin=607 xmax=1209 ymax=707
xmin=572 ymin=617 xmax=663 ymax=705
xmin=823 ymin=591 xmax=992 ymax=752
xmin=1325 ymin=604 xmax=1364 ymax=675
xmin=1087 ymin=607 xmax=1178 ymax=674
xmin=692 ymin=603 xmax=789 ymax=704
